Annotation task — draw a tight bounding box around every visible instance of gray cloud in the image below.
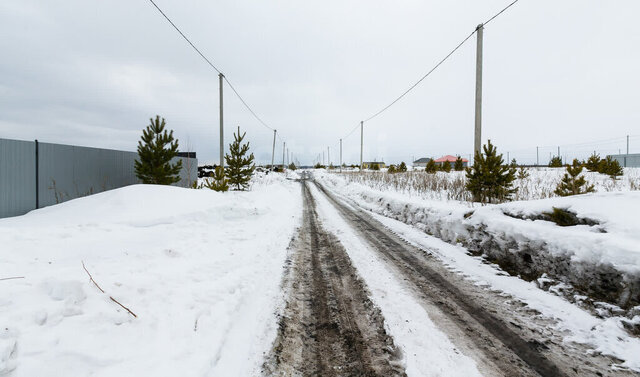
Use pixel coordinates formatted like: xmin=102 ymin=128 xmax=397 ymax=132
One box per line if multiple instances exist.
xmin=1 ymin=0 xmax=639 ymax=165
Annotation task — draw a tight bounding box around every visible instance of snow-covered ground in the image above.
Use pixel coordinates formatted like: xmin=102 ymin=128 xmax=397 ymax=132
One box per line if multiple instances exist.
xmin=317 ymin=170 xmax=640 ymax=303
xmin=314 ymin=170 xmax=640 ymax=371
xmin=371 ymin=210 xmax=640 ymax=372
xmin=0 ymin=174 xmax=301 ymax=376
xmin=308 ymin=183 xmax=483 ymax=377
xmin=336 ymin=167 xmax=640 ymax=202
xmin=314 ymin=169 xmax=640 ymax=366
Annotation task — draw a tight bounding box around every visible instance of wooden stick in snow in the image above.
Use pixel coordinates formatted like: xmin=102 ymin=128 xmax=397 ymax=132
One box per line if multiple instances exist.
xmin=0 ymin=276 xmax=25 ymax=281
xmin=81 ymin=261 xmax=137 ymax=318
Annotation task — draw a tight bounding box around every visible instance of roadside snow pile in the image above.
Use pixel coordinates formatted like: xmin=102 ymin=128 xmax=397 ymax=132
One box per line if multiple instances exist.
xmin=0 ymin=176 xmax=301 ymax=376
xmin=371 ymin=211 xmax=640 ymax=372
xmin=316 ymin=171 xmax=640 ymax=316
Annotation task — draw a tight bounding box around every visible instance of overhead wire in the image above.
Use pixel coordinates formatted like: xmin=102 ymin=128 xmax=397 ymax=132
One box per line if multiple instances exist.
xmin=346 ymin=0 xmax=522 ymax=139
xmin=146 ymin=0 xmax=277 ymax=135
xmin=483 ymin=0 xmax=520 ymax=26
xmin=363 ymin=29 xmax=476 ymax=124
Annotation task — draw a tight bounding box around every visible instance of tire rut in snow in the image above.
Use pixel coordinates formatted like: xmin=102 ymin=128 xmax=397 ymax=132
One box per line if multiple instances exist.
xmin=313 ymin=180 xmax=569 ymax=377
xmin=262 ymin=181 xmax=406 ymax=377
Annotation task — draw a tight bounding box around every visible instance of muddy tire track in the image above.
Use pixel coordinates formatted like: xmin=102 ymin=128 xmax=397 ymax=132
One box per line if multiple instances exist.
xmin=312 ymin=180 xmax=567 ymax=376
xmin=263 ymin=181 xmax=406 ymax=377
xmin=313 ymin=179 xmax=640 ymax=376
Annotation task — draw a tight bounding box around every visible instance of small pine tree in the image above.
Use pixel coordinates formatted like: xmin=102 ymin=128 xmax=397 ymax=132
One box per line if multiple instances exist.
xmin=510 ymin=158 xmax=518 ymax=168
xmin=441 ymin=160 xmax=451 ymax=173
xmin=134 ymin=115 xmax=182 ymax=184
xmin=388 ymin=165 xmax=397 ymax=173
xmin=203 ymin=166 xmax=229 ymax=192
xmin=372 ymin=163 xmax=380 ymax=171
xmin=549 ymin=156 xmax=563 ymax=168
xmin=288 ymin=163 xmax=297 ymax=170
xmin=517 ymin=166 xmax=530 ymax=180
xmin=398 ymin=162 xmax=407 ymax=172
xmin=465 ymin=140 xmax=517 ymax=203
xmin=585 ymin=152 xmax=601 ymax=172
xmin=598 ymin=156 xmax=623 ymax=179
xmin=425 ymin=159 xmax=437 ymax=173
xmin=554 ymin=159 xmax=595 ymax=196
xmin=225 ymin=127 xmax=255 ymax=191
xmin=454 ymin=156 xmax=464 ymax=171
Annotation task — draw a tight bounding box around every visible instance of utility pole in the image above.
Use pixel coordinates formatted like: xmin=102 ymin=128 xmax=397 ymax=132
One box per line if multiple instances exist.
xmin=219 ymin=73 xmax=224 ymax=169
xmin=360 ymin=121 xmax=364 ymax=170
xmin=282 ymin=142 xmax=285 ymax=169
xmin=626 ymin=135 xmax=629 ymax=167
xmin=536 ymin=146 xmax=539 ymax=166
xmin=340 ymin=139 xmax=343 ymax=173
xmin=507 ymin=152 xmax=510 ymax=163
xmin=287 ymin=148 xmax=289 ymax=166
xmin=322 ymin=150 xmax=325 ymax=166
xmin=270 ymin=130 xmax=276 ymax=170
xmin=474 ymin=24 xmax=484 ymax=156
xmin=557 ymin=146 xmax=560 ymax=161
xmin=328 ymin=146 xmax=330 ymax=167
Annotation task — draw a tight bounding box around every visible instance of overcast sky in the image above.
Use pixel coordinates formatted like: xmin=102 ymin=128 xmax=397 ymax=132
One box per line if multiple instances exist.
xmin=1 ymin=0 xmax=639 ymax=165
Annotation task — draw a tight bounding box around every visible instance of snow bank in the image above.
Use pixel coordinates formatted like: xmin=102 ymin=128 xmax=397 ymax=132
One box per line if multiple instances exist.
xmin=316 ymin=171 xmax=640 ymax=313
xmin=0 ymin=175 xmax=301 ymax=376
xmin=372 ymin=211 xmax=640 ymax=372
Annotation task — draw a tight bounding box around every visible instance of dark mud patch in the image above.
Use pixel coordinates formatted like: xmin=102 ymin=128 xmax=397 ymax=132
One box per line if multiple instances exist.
xmin=262 ymin=181 xmax=405 ymax=377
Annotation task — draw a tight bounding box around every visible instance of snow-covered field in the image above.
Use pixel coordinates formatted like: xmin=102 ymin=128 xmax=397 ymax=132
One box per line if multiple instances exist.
xmin=0 ymin=173 xmax=301 ymax=376
xmin=336 ymin=167 xmax=640 ymax=202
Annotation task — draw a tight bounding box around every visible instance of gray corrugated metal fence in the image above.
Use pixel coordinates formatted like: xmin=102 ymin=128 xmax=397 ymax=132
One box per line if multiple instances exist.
xmin=0 ymin=138 xmax=197 ymax=218
xmin=609 ymin=153 xmax=640 ymax=168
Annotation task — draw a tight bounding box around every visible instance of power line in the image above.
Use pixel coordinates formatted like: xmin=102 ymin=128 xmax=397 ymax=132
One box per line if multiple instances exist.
xmin=483 ymin=0 xmax=520 ymax=26
xmin=223 ymin=76 xmax=274 ymax=131
xmin=146 ymin=0 xmax=275 ymax=133
xmin=359 ymin=0 xmax=522 ymax=125
xmin=147 ymin=0 xmax=221 ymax=74
xmin=343 ymin=123 xmax=360 ymax=139
xmin=363 ymin=29 xmax=476 ymax=123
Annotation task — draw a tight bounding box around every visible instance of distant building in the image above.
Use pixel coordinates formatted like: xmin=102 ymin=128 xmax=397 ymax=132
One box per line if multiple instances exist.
xmin=608 ymin=153 xmax=640 ymax=168
xmin=433 ymin=155 xmax=468 ymax=169
xmin=362 ymin=161 xmax=386 ymax=169
xmin=412 ymin=158 xmax=432 ymax=168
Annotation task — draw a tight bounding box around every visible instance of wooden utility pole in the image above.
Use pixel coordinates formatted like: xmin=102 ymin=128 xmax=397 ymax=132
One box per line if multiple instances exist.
xmin=219 ymin=73 xmax=224 ymax=169
xmin=282 ymin=142 xmax=285 ymax=169
xmin=474 ymin=24 xmax=484 ymax=157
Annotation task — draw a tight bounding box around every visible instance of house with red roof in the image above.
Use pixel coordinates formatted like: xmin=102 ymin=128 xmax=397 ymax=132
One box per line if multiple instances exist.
xmin=433 ymin=155 xmax=468 ymax=169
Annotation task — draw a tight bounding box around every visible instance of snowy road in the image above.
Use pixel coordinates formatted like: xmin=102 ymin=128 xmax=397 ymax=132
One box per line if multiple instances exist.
xmin=263 ymin=180 xmax=406 ymax=376
xmin=263 ymin=172 xmax=639 ymax=376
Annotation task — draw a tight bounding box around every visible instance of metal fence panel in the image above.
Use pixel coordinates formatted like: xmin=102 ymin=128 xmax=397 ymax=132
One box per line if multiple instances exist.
xmin=609 ymin=154 xmax=640 ymax=168
xmin=1 ymin=138 xmax=197 ymax=218
xmin=0 ymin=138 xmax=36 ymax=218
xmin=37 ymin=142 xmax=141 ymax=208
